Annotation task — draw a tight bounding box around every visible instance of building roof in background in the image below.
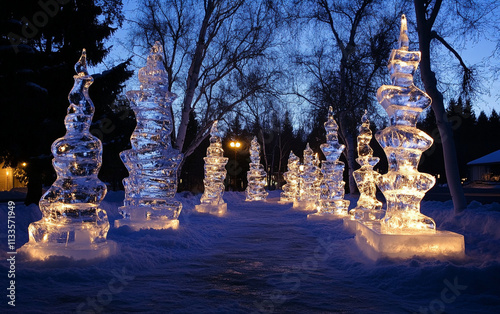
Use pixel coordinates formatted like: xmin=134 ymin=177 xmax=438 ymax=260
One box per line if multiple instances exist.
xmin=468 ymin=149 xmax=500 ymax=165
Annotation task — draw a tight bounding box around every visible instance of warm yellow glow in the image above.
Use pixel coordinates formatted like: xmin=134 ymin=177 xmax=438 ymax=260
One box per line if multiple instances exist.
xmin=6 ymin=171 xmax=9 ymax=175
xmin=299 ymin=165 xmax=304 ymax=171
xmin=230 ymin=141 xmax=241 ymax=149
xmin=21 ymin=162 xmax=27 ymax=167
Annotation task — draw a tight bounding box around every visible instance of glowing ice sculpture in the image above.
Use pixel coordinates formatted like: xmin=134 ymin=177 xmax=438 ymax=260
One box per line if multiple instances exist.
xmin=349 ymin=111 xmax=383 ymax=221
xmin=245 ymin=136 xmax=268 ymax=201
xmin=195 ymin=121 xmax=228 ymax=216
xmin=280 ymin=151 xmax=300 ymax=203
xmin=308 ymin=107 xmax=349 ymax=219
xmin=294 ymin=143 xmax=321 ymax=211
xmin=20 ymin=50 xmax=117 ymax=260
xmin=115 ymin=42 xmax=183 ymax=230
xmin=351 ymin=15 xmax=464 ymax=260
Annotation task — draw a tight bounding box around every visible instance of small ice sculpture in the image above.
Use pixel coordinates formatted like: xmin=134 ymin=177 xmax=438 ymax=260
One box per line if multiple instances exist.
xmin=280 ymin=151 xmax=300 ymax=203
xmin=294 ymin=143 xmax=321 ymax=210
xmin=350 ymin=111 xmax=383 ymax=221
xmin=375 ymin=15 xmax=436 ymax=232
xmin=308 ymin=107 xmax=349 ymax=219
xmin=20 ymin=50 xmax=117 ymax=260
xmin=116 ymin=42 xmax=183 ymax=230
xmin=195 ymin=121 xmax=229 ymax=216
xmin=245 ymin=136 xmax=268 ymax=201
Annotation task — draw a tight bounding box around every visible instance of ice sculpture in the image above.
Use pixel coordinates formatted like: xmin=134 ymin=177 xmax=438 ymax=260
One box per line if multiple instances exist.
xmin=350 ymin=111 xmax=383 ymax=221
xmin=245 ymin=136 xmax=268 ymax=201
xmin=20 ymin=50 xmax=117 ymax=260
xmin=294 ymin=143 xmax=321 ymax=211
xmin=351 ymin=15 xmax=464 ymax=260
xmin=279 ymin=151 xmax=300 ymax=203
xmin=115 ymin=42 xmax=183 ymax=230
xmin=308 ymin=107 xmax=349 ymax=219
xmin=195 ymin=121 xmax=229 ymax=216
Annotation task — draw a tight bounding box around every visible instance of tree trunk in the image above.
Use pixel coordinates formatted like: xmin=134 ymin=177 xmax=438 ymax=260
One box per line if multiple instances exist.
xmin=414 ymin=0 xmax=467 ymax=213
xmin=25 ymin=160 xmax=43 ymax=206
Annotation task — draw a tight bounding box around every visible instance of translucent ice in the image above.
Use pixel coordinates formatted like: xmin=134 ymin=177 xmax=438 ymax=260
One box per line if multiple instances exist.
xmin=350 ymin=111 xmax=383 ymax=220
xmin=295 ymin=143 xmax=322 ymax=211
xmin=309 ymin=107 xmax=349 ymax=217
xmin=195 ymin=121 xmax=229 ymax=216
xmin=117 ymin=42 xmax=183 ymax=230
xmin=21 ymin=50 xmax=116 ymax=260
xmin=280 ymin=151 xmax=300 ymax=203
xmin=245 ymin=136 xmax=268 ymax=201
xmin=375 ymin=15 xmax=436 ymax=232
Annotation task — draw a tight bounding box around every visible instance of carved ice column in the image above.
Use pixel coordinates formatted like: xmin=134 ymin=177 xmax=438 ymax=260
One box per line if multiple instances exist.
xmin=195 ymin=121 xmax=229 ymax=216
xmin=280 ymin=151 xmax=300 ymax=203
xmin=20 ymin=50 xmax=116 ymax=260
xmin=294 ymin=143 xmax=321 ymax=211
xmin=116 ymin=42 xmax=183 ymax=230
xmin=308 ymin=107 xmax=349 ymax=219
xmin=245 ymin=136 xmax=268 ymax=201
xmin=350 ymin=15 xmax=465 ymax=260
xmin=350 ymin=111 xmax=383 ymax=221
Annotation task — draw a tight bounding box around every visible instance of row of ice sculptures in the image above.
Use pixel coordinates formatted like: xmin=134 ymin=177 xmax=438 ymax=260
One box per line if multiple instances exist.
xmin=21 ymin=15 xmax=463 ymax=261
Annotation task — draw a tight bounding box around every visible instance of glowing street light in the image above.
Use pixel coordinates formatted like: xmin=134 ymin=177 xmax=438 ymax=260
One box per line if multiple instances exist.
xmin=229 ymin=140 xmax=241 ymax=190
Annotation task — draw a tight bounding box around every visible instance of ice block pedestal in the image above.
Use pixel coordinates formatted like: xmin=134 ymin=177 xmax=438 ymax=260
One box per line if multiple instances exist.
xmin=195 ymin=121 xmax=228 ymax=217
xmin=351 ymin=15 xmax=465 ymax=260
xmin=19 ymin=50 xmax=117 ymax=260
xmin=353 ymin=221 xmax=465 ymax=260
xmin=115 ymin=42 xmax=182 ymax=230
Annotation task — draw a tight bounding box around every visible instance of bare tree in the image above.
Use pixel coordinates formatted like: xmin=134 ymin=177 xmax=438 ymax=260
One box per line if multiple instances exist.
xmin=413 ymin=0 xmax=500 ymax=213
xmin=292 ymin=0 xmax=408 ymax=193
xmin=130 ymin=0 xmax=282 ymax=169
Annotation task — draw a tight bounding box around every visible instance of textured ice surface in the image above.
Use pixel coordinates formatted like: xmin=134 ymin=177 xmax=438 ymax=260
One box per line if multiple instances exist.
xmin=308 ymin=107 xmax=349 ymax=219
xmin=195 ymin=121 xmax=228 ymax=216
xmin=117 ymin=42 xmax=182 ymax=229
xmin=350 ymin=111 xmax=384 ymax=221
xmin=20 ymin=50 xmax=115 ymax=260
xmin=245 ymin=137 xmax=268 ymax=201
xmin=375 ymin=15 xmax=436 ymax=232
xmin=280 ymin=151 xmax=300 ymax=203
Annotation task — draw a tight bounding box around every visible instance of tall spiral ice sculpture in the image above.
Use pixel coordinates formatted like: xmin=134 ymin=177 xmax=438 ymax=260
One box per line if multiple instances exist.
xmin=351 ymin=15 xmax=465 ymax=260
xmin=20 ymin=50 xmax=116 ymax=260
xmin=115 ymin=42 xmax=183 ymax=230
xmin=375 ymin=16 xmax=436 ymax=232
xmin=195 ymin=121 xmax=229 ymax=216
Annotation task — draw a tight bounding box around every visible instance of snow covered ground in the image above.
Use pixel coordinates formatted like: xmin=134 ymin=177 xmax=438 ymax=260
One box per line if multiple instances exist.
xmin=1 ymin=191 xmax=500 ymax=313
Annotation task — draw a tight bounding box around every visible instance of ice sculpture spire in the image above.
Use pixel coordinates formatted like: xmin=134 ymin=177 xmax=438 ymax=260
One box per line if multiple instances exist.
xmin=280 ymin=151 xmax=300 ymax=203
xmin=294 ymin=143 xmax=321 ymax=211
xmin=350 ymin=111 xmax=383 ymax=220
xmin=195 ymin=121 xmax=229 ymax=216
xmin=116 ymin=42 xmax=183 ymax=230
xmin=21 ymin=50 xmax=116 ymax=260
xmin=375 ymin=15 xmax=436 ymax=231
xmin=308 ymin=107 xmax=349 ymax=218
xmin=245 ymin=136 xmax=268 ymax=201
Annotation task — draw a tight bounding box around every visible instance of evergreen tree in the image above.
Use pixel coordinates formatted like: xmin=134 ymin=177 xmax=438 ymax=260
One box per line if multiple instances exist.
xmin=0 ymin=0 xmax=132 ymax=204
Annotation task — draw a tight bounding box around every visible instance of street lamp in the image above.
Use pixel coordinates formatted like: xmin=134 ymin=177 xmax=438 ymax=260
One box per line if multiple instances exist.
xmin=229 ymin=140 xmax=241 ymax=190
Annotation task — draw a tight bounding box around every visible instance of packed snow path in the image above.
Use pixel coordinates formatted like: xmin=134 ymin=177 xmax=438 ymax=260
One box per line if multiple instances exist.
xmin=1 ymin=191 xmax=500 ymax=313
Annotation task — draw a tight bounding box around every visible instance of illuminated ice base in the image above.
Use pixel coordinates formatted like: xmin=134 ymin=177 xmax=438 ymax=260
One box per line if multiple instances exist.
xmin=308 ymin=212 xmax=348 ymax=220
xmin=292 ymin=201 xmax=317 ymax=211
xmin=194 ymin=203 xmax=227 ymax=217
xmin=343 ymin=218 xmax=360 ymax=233
xmin=352 ymin=221 xmax=465 ymax=260
xmin=19 ymin=228 xmax=118 ymax=261
xmin=114 ymin=206 xmax=180 ymax=230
